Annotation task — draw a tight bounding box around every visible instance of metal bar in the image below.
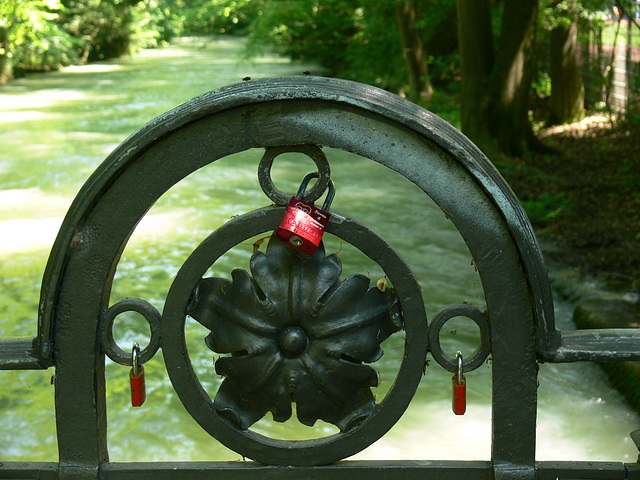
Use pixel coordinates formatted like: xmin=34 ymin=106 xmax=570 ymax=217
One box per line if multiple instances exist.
xmin=536 ymin=460 xmax=626 ymax=479
xmin=0 ymin=462 xmax=59 ymax=479
xmin=548 ymin=329 xmax=640 ymax=362
xmin=1 ymin=460 xmax=635 ymax=479
xmin=0 ymin=337 xmax=48 ymax=370
xmin=101 ymin=461 xmax=494 ymax=480
xmin=627 ymin=463 xmax=640 ymax=480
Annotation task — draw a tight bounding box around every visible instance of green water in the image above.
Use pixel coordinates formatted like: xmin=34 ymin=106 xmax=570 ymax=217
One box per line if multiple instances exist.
xmin=0 ymin=36 xmax=637 ymax=463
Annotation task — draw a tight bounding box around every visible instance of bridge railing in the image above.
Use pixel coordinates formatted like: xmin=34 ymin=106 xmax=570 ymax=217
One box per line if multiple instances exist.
xmin=1 ymin=76 xmax=639 ymax=480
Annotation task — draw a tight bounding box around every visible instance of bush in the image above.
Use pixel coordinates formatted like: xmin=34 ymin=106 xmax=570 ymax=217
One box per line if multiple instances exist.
xmin=521 ymin=191 xmax=572 ymax=226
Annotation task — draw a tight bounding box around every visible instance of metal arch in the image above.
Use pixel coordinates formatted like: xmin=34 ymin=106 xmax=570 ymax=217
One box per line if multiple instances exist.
xmin=28 ymin=76 xmax=640 ymax=478
xmin=38 ymin=76 xmax=556 ymax=364
xmin=38 ymin=76 xmax=640 ymax=367
xmin=34 ymin=76 xmax=542 ymax=474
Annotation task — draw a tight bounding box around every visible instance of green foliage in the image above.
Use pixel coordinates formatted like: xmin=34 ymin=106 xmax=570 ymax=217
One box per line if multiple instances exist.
xmin=0 ymin=0 xmax=76 ymax=80
xmin=341 ymin=2 xmax=406 ymax=91
xmin=145 ymin=0 xmax=188 ymax=43
xmin=247 ymin=0 xmax=357 ymax=73
xmin=12 ymin=21 xmax=77 ymax=73
xmin=0 ymin=0 xmax=462 ymax=95
xmin=521 ymin=191 xmax=572 ymax=226
xmin=181 ymin=0 xmax=258 ymax=36
xmin=427 ymin=89 xmax=461 ymax=129
xmin=532 ymin=71 xmax=552 ymax=98
xmin=245 ymin=0 xmax=458 ymax=94
xmin=0 ymin=0 xmax=189 ymax=81
xmin=1 ymin=0 xmax=630 ymax=135
xmin=428 ymin=52 xmax=460 ymax=88
xmin=540 ymin=0 xmax=610 ymax=30
xmin=59 ymin=0 xmax=155 ymax=62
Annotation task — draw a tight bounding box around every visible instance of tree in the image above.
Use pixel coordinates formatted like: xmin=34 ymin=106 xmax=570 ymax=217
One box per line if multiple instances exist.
xmin=247 ymin=0 xmax=358 ymax=75
xmin=395 ymin=0 xmax=433 ymax=101
xmin=0 ymin=0 xmax=199 ymax=84
xmin=246 ymin=0 xmax=443 ymax=99
xmin=59 ymin=0 xmax=150 ymax=64
xmin=455 ymin=0 xmax=493 ymax=149
xmin=549 ymin=18 xmax=584 ymax=124
xmin=545 ymin=0 xmax=585 ymax=125
xmin=0 ymin=0 xmax=74 ymax=83
xmin=181 ymin=0 xmax=257 ymax=36
xmin=456 ymin=0 xmax=541 ymax=156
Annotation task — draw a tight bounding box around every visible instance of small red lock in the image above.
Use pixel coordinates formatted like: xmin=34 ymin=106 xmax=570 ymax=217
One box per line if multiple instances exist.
xmin=452 ymin=374 xmax=466 ymax=415
xmin=275 ymin=173 xmax=335 ymax=255
xmin=130 ymin=343 xmax=146 ymax=407
xmin=452 ymin=351 xmax=466 ymax=415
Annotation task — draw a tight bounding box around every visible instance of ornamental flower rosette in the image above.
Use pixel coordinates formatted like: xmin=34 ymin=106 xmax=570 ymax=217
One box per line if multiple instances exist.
xmin=187 ymin=237 xmax=403 ymax=432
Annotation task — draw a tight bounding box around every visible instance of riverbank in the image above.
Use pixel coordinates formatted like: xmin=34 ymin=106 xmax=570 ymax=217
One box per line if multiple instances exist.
xmin=495 ymin=113 xmax=640 ymax=412
xmin=549 ymin=257 xmax=640 ymax=413
xmin=501 ymin=114 xmax=640 ymax=286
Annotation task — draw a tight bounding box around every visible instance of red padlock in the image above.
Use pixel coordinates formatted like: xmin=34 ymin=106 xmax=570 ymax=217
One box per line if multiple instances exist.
xmin=275 ymin=173 xmax=335 ymax=255
xmin=130 ymin=343 xmax=146 ymax=407
xmin=452 ymin=351 xmax=466 ymax=415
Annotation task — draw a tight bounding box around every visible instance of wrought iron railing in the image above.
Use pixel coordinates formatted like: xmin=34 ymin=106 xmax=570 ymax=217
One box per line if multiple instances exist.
xmin=1 ymin=76 xmax=639 ymax=479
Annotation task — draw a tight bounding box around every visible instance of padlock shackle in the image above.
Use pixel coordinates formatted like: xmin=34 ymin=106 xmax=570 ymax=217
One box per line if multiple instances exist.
xmin=295 ymin=172 xmax=320 ymax=199
xmin=132 ymin=343 xmax=141 ymax=376
xmin=456 ymin=351 xmax=464 ymax=385
xmin=322 ymin=180 xmax=336 ymax=212
xmin=296 ymin=172 xmax=335 ymax=211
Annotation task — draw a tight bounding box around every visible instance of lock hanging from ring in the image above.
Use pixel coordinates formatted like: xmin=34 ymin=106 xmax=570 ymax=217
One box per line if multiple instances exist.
xmin=275 ymin=172 xmax=335 ymax=255
xmin=130 ymin=343 xmax=146 ymax=407
xmin=452 ymin=351 xmax=466 ymax=415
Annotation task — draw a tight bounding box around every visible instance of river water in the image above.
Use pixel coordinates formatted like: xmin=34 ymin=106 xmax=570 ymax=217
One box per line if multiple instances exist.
xmin=0 ymin=37 xmax=637 ymax=463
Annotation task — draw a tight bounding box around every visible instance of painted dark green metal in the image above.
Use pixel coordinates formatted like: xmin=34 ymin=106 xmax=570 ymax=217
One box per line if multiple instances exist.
xmin=0 ymin=76 xmax=638 ymax=478
xmin=189 ymin=238 xmax=399 ymax=432
xmin=161 ymin=206 xmax=428 ymax=466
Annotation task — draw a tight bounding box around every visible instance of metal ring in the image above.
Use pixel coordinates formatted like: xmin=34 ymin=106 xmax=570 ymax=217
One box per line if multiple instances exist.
xmin=161 ymin=206 xmax=428 ymax=466
xmin=258 ymin=145 xmax=331 ymax=205
xmin=428 ymin=303 xmax=491 ymax=374
xmin=99 ymin=298 xmax=161 ymax=366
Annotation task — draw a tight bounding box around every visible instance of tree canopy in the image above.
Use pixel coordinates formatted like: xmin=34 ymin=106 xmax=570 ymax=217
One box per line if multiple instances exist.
xmin=1 ymin=0 xmax=638 ymax=154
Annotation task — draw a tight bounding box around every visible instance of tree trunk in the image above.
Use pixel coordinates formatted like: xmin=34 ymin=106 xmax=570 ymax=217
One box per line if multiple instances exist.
xmin=0 ymin=53 xmax=9 ymax=84
xmin=0 ymin=5 xmax=17 ymax=84
xmin=456 ymin=0 xmax=540 ymax=156
xmin=489 ymin=0 xmax=540 ymax=157
xmin=604 ymin=17 xmax=622 ymax=116
xmin=455 ymin=0 xmax=494 ymax=148
xmin=548 ymin=16 xmax=584 ymax=125
xmin=395 ymin=0 xmax=433 ymax=102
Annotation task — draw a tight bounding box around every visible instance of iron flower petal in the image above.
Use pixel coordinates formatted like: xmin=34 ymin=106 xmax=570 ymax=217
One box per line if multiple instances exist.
xmin=250 ymin=240 xmax=341 ymax=319
xmin=295 ymin=351 xmax=378 ymax=431
xmin=214 ymin=347 xmax=293 ymax=429
xmin=189 ymin=272 xmax=279 ymax=354
xmin=192 ymin=236 xmax=402 ymax=431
